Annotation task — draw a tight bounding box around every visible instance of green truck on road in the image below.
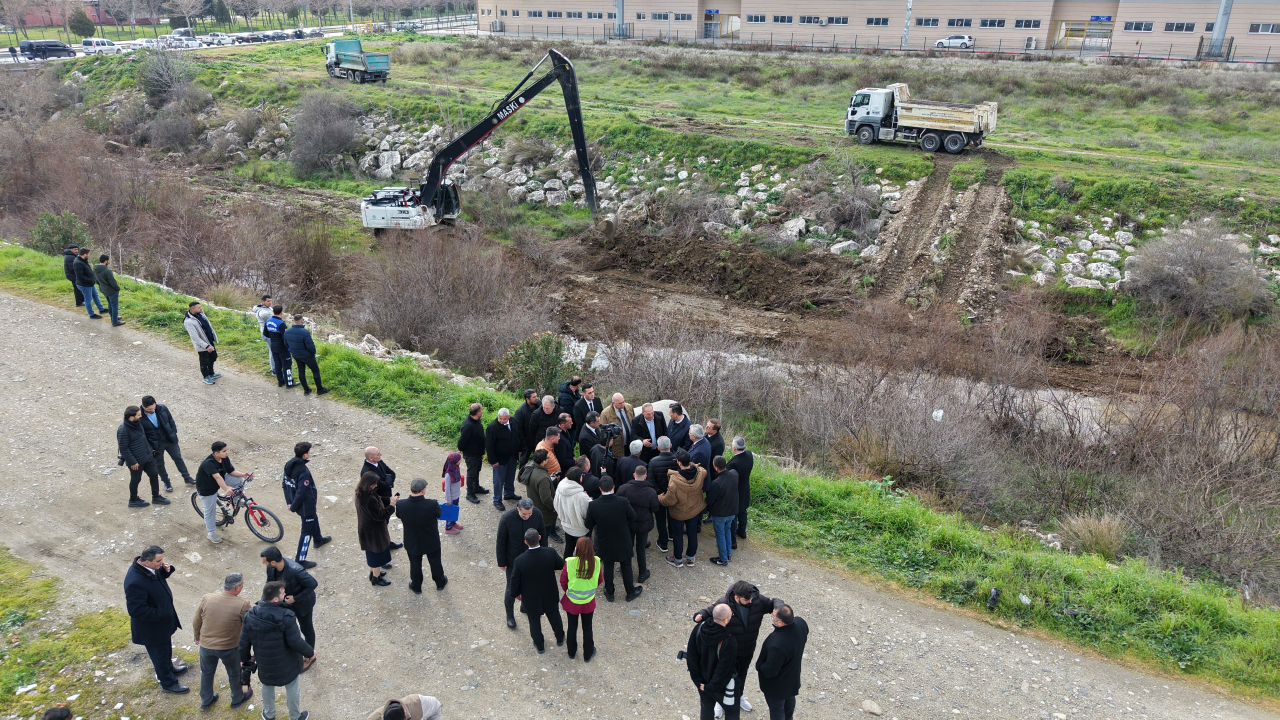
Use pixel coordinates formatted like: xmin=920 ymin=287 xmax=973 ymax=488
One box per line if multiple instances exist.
xmin=325 ymin=38 xmax=390 ymax=84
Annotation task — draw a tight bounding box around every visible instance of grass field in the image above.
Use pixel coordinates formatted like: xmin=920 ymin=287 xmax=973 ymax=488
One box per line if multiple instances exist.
xmin=4 ymin=241 xmax=1280 ymax=699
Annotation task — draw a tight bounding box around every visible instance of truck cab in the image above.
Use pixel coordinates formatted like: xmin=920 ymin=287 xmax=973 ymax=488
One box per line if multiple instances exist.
xmin=846 ymin=88 xmax=894 ymax=138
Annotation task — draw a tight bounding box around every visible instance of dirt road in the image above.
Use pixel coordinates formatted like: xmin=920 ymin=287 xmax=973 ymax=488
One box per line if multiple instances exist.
xmin=0 ymin=290 xmax=1273 ymax=720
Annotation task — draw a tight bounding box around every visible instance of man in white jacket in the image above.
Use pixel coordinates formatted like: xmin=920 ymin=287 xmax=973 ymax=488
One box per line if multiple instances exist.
xmin=252 ymin=295 xmax=275 ymax=374
xmin=553 ymin=467 xmax=592 ymax=562
xmin=183 ymin=301 xmax=220 ymax=385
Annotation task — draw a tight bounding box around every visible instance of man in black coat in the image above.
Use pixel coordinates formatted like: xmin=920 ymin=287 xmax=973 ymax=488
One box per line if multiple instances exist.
xmin=648 ymin=437 xmax=678 ymax=553
xmin=485 ymin=408 xmax=522 ymax=511
xmin=616 ymin=465 xmax=660 ymax=584
xmin=687 ymin=604 xmax=739 ymax=720
xmin=457 ymin=403 xmax=490 ymax=503
xmin=727 ymin=436 xmax=755 ymax=544
xmin=615 ymin=440 xmax=646 ymax=489
xmin=584 ymin=477 xmax=642 ymax=602
xmin=556 ymin=376 xmax=582 ymax=417
xmin=239 ymin=581 xmax=315 ymax=720
xmin=117 ymin=405 xmax=164 ymax=508
xmin=63 ymin=244 xmax=84 ymax=307
xmin=630 ymin=402 xmax=668 ymax=462
xmin=511 ymin=390 xmax=539 ymax=464
xmin=124 ymin=545 xmax=188 ymax=694
xmin=755 ymin=604 xmax=809 ymax=720
xmin=527 ymin=396 xmax=561 ymax=463
xmin=578 ymin=411 xmax=603 ymax=458
xmin=139 ymin=395 xmax=193 ymax=490
xmin=706 ymin=418 xmax=726 ymax=464
xmin=694 ymin=581 xmax=782 ymax=715
xmin=707 ymin=457 xmax=740 ymax=567
xmin=395 ymin=478 xmax=447 ymax=593
xmin=554 ymin=413 xmax=576 ymax=472
xmin=507 ymin=528 xmax=566 ymax=654
xmin=496 ymin=499 xmax=546 ymax=629
xmin=667 ymin=403 xmax=693 ymax=451
xmin=261 ymin=546 xmax=319 ymax=652
xmin=72 ymin=246 xmax=105 ymax=318
xmin=572 ymin=383 xmax=604 ymax=433
xmin=361 ymin=446 xmax=402 ymax=550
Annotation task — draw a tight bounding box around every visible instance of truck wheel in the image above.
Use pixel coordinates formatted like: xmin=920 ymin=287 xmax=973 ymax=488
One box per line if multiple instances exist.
xmin=920 ymin=133 xmax=941 ymax=153
xmin=856 ymin=126 xmax=876 ymax=145
xmin=943 ymin=133 xmax=967 ymax=154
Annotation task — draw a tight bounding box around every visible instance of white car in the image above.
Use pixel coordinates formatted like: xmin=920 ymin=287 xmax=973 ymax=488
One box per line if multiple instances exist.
xmin=133 ymin=38 xmax=160 ymax=50
xmin=168 ymin=37 xmax=202 ymax=50
xmin=935 ymin=34 xmax=975 ymax=49
xmin=200 ymin=32 xmax=234 ymax=46
xmin=81 ymin=38 xmax=123 ymax=55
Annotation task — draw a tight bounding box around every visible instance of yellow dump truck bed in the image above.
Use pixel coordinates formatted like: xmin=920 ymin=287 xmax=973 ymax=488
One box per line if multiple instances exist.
xmin=889 ymin=83 xmax=998 ymax=135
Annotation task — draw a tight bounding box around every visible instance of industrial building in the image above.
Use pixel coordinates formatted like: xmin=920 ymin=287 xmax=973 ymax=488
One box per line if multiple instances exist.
xmin=477 ymin=0 xmax=1280 ymax=60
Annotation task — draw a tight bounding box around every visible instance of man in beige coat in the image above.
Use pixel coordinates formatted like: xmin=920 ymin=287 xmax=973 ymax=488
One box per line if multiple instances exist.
xmin=193 ymin=572 xmax=252 ymax=709
xmin=364 ymin=693 xmax=443 ymax=720
xmin=598 ymin=393 xmax=635 ymax=459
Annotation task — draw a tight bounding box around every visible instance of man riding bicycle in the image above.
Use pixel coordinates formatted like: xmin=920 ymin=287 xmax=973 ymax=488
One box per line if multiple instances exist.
xmin=195 ymin=441 xmax=254 ymax=545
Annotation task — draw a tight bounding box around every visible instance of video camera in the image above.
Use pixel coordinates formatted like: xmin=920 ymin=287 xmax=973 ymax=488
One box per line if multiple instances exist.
xmin=599 ymin=423 xmax=623 ymax=441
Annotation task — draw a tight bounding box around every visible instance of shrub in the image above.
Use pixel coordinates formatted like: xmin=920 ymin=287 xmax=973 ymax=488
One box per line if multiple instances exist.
xmin=1126 ymin=225 xmax=1275 ymax=324
xmin=148 ymin=110 xmax=193 ymax=150
xmin=493 ymin=332 xmax=576 ymax=396
xmin=68 ymin=8 xmax=96 ymax=37
xmin=137 ymin=50 xmax=197 ymax=107
xmin=26 ymin=212 xmax=90 ymax=256
xmin=290 ymin=91 xmax=360 ymax=176
xmin=1058 ymin=513 xmax=1128 ymax=561
xmin=202 ymin=282 xmax=257 ymax=309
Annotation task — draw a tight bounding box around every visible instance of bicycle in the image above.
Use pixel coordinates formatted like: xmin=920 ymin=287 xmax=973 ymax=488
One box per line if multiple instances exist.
xmin=190 ymin=475 xmax=285 ymax=543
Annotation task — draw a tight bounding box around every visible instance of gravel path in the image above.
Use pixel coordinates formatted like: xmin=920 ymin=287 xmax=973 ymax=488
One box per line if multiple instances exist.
xmin=0 ymin=290 xmax=1274 ymax=720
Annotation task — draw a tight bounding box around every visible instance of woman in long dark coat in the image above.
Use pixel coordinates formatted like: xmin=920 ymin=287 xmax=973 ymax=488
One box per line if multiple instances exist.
xmin=357 ymin=470 xmax=397 ymax=586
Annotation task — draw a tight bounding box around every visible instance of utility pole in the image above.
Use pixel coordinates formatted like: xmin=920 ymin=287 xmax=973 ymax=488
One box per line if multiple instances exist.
xmin=666 ymin=9 xmax=670 ymax=40
xmin=615 ymin=0 xmax=623 ymax=37
xmin=348 ymin=0 xmax=353 ymax=29
xmin=900 ymin=0 xmax=912 ymax=48
xmin=1208 ymin=0 xmax=1233 ymax=57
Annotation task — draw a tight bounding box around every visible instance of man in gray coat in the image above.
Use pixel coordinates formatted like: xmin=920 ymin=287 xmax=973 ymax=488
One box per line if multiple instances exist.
xmin=183 ymin=301 xmax=220 ymax=385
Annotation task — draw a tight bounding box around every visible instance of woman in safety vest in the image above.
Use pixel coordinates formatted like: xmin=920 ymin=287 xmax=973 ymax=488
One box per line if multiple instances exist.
xmin=559 ymin=536 xmax=602 ymax=662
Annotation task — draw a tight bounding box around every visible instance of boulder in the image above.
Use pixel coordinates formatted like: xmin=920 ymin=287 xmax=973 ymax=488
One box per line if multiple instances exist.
xmin=1076 ymin=238 xmax=1094 ymax=252
xmin=1092 ymin=249 xmax=1121 ymax=263
xmin=1088 ymin=262 xmax=1121 ymax=279
xmin=508 ymin=186 xmax=529 ymax=202
xmin=860 ymin=245 xmax=880 ymax=258
xmin=483 ymin=165 xmax=505 ymax=179
xmin=702 ymin=221 xmax=730 ymax=235
xmin=617 ymin=196 xmax=649 ymax=225
xmin=1032 ymin=271 xmax=1049 ymax=285
xmin=1066 ymin=253 xmax=1090 ymax=264
xmin=1060 ymin=262 xmax=1086 ymax=275
xmin=545 ymin=190 xmax=569 ymax=205
xmin=544 ymin=178 xmax=565 ymax=191
xmin=1025 ymin=227 xmax=1047 ymax=241
xmin=1040 ymin=261 xmax=1057 ymax=274
xmin=1088 ymin=232 xmax=1109 ymax=244
xmin=568 ymin=183 xmax=585 ymax=197
xmin=403 ymin=150 xmax=432 ymax=172
xmin=779 ymin=218 xmax=807 ymax=241
xmin=730 ymin=209 xmax=751 ymax=226
xmin=1115 ymin=230 xmax=1135 ymax=244
xmin=1025 ymin=253 xmax=1050 ymax=267
xmin=1045 ymin=247 xmax=1064 ymax=259
xmin=1054 ymin=236 xmax=1073 ymax=248
xmin=359 ymin=152 xmax=380 ymax=174
xmin=1065 ymin=274 xmax=1106 ymax=290
xmin=722 ymin=195 xmax=739 ymax=208
xmin=830 ymin=240 xmax=861 ymax=254
xmin=526 ymin=189 xmax=547 ymax=204
xmin=500 ymin=169 xmax=529 ymax=185
xmin=378 ymin=150 xmax=401 ymax=171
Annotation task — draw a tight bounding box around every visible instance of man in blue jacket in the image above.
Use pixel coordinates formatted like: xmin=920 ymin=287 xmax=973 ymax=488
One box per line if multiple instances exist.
xmin=285 ymin=442 xmax=330 ymax=568
xmin=123 ymin=546 xmax=189 ymax=694
xmin=263 ymin=306 xmax=294 ymax=388
xmin=283 ymin=315 xmax=328 ymax=396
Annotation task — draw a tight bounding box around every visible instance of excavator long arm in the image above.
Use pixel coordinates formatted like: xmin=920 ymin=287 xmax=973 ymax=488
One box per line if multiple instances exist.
xmin=418 ymin=48 xmax=598 ymax=221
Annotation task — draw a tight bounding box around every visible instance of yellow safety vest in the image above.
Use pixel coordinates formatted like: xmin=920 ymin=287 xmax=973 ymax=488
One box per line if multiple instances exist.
xmin=565 ymin=556 xmax=601 ymax=605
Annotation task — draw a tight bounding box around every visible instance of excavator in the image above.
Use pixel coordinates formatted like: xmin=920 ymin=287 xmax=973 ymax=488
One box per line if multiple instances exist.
xmin=360 ymin=48 xmax=608 ymax=235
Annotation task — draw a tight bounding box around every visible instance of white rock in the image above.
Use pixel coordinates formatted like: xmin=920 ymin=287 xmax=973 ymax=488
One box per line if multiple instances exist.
xmin=1076 ymin=238 xmax=1094 ymax=252
xmin=568 ymin=183 xmax=585 ymax=197
xmin=1269 ymin=234 xmax=1280 ymax=244
xmin=1089 ymin=232 xmax=1109 ymax=244
xmin=702 ymin=221 xmax=730 ymax=235
xmin=1060 ymin=262 xmax=1086 ymax=275
xmin=378 ymin=150 xmax=401 ymax=170
xmin=830 ymin=240 xmax=860 ymax=254
xmin=545 ymin=190 xmax=569 ymax=205
xmin=526 ymin=189 xmax=547 ymax=204
xmin=543 ymin=178 xmax=565 ymax=191
xmin=678 ymin=170 xmax=688 ymax=180
xmin=500 ymin=169 xmax=528 ymax=185
xmin=779 ymin=218 xmax=807 ymax=241
xmin=1115 ymin=230 xmax=1134 ymax=244
xmin=1045 ymin=247 xmax=1064 ymax=259
xmin=1087 ymin=262 xmax=1121 ymax=279
xmin=861 ymin=699 xmax=883 ymax=716
xmin=1025 ymin=227 xmax=1047 ymax=241
xmin=1025 ymin=253 xmax=1050 ymax=267
xmin=507 ymin=186 xmax=529 ymax=202
xmin=1041 ymin=261 xmax=1057 ymax=274
xmin=1065 ymin=274 xmax=1106 ymax=290
xmin=402 ymin=150 xmax=432 ymax=172
xmin=1092 ymin=249 xmax=1121 ymax=262
xmin=373 ymin=164 xmax=395 ymax=180
xmin=860 ymin=245 xmax=880 ymax=258
xmin=1032 ymin=271 xmax=1048 ymax=286
xmin=1066 ymin=253 xmax=1090 ymax=264
xmin=722 ymin=195 xmax=739 ymax=208
xmin=881 ymin=191 xmax=902 ymax=201
xmin=483 ymin=165 xmax=505 ymax=179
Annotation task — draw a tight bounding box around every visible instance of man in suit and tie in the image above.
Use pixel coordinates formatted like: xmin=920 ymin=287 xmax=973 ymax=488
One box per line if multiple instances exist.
xmin=394 ymin=478 xmax=447 ymax=593
xmin=124 ymin=545 xmax=189 ymax=694
xmin=507 ymin=528 xmax=566 ymax=654
xmin=578 ymin=411 xmax=603 ymax=458
xmin=572 ymin=383 xmax=604 ymax=433
xmin=599 ymin=393 xmax=635 ymax=459
xmin=361 ymin=447 xmax=402 ymax=550
xmin=630 ymin=403 xmax=668 ymax=463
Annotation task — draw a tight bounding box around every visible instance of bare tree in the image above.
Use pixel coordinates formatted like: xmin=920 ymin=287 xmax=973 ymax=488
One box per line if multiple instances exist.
xmin=165 ymin=0 xmax=205 ymax=32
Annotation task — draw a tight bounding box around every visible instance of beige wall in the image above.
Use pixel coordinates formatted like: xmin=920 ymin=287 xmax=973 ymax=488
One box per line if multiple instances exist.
xmin=1117 ymin=0 xmax=1280 ymax=58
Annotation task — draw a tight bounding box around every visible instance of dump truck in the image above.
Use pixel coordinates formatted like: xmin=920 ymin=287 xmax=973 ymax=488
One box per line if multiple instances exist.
xmin=325 ymin=38 xmax=390 ymax=83
xmin=845 ymin=83 xmax=997 ymax=154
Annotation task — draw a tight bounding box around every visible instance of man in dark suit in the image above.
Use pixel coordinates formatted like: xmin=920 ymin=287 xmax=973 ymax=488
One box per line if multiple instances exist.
xmin=261 ymin=545 xmax=319 ymax=653
xmin=584 ymin=477 xmax=642 ymax=602
xmin=556 ymin=375 xmax=582 ymax=417
xmin=511 ymin=390 xmax=539 ymax=466
xmin=727 ymin=436 xmax=755 ymax=544
xmin=496 ymin=499 xmax=546 ymax=629
xmin=361 ymin=446 xmax=402 ymax=550
xmin=485 ymin=407 xmax=522 ymax=511
xmin=667 ymin=403 xmax=693 ymax=451
xmin=139 ymin=395 xmax=194 ymax=489
xmin=554 ymin=413 xmax=576 ymax=472
xmin=578 ymin=411 xmax=603 ymax=458
xmin=395 ymin=478 xmax=447 ymax=593
xmin=648 ymin=436 xmax=678 ymax=554
xmin=507 ymin=527 xmax=566 ymax=654
xmin=688 ymin=425 xmax=712 ymax=475
xmin=630 ymin=402 xmax=668 ymax=462
xmin=572 ymin=383 xmax=604 ymax=434
xmin=706 ymin=418 xmax=726 ymax=463
xmin=457 ymin=402 xmax=490 ymax=503
xmin=123 ymin=545 xmax=189 ymax=694
xmin=615 ymin=440 xmax=646 ymax=489
xmin=756 ymin=604 xmax=809 ymax=720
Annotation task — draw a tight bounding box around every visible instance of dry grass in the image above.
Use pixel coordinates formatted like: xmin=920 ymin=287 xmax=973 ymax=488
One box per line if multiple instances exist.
xmin=1058 ymin=513 xmax=1129 ymax=561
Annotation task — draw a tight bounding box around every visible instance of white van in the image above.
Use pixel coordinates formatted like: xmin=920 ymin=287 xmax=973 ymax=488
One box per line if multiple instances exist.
xmin=81 ymin=38 xmax=123 ymax=55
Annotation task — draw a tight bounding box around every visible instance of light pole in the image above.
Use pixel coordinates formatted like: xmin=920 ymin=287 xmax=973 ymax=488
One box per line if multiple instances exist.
xmin=667 ymin=10 xmax=670 ymax=40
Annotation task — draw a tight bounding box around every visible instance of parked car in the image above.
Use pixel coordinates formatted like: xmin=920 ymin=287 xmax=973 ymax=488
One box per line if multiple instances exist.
xmin=935 ymin=34 xmax=975 ymax=49
xmin=234 ymin=32 xmax=264 ymax=43
xmin=201 ymin=31 xmax=234 ymax=45
xmin=18 ymin=40 xmax=76 ymax=59
xmin=305 ymin=28 xmax=324 ymax=38
xmin=133 ymin=38 xmax=160 ymax=50
xmin=172 ymin=27 xmax=195 ymax=38
xmin=266 ymin=30 xmax=290 ymax=41
xmin=81 ymin=38 xmax=123 ymax=55
xmin=168 ymin=37 xmax=202 ymax=49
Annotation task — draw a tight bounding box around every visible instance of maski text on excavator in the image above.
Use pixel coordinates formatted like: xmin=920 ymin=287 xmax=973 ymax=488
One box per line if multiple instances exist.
xmin=496 ymin=97 xmax=526 ymax=121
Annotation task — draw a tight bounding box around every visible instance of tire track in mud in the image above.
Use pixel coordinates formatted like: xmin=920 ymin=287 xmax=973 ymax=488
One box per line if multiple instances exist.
xmin=870 ymin=153 xmax=959 ymax=301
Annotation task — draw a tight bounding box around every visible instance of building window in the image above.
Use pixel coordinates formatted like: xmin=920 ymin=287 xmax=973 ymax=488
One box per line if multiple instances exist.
xmin=979 ymin=18 xmax=1005 ymax=28
xmin=827 ymin=16 xmax=848 ymax=25
xmin=607 ymin=12 xmax=615 ymax=19
xmin=587 ymin=11 xmax=601 ymax=18
xmin=1014 ymin=19 xmax=1040 ymax=29
xmin=915 ymin=17 xmax=939 ymax=27
xmin=947 ymin=18 xmax=972 ymax=28
xmin=1164 ymin=22 xmax=1195 ymax=32
xmin=1248 ymin=23 xmax=1280 ymax=33
xmin=500 ymin=9 xmax=507 ymax=15
xmin=866 ymin=17 xmax=888 ymax=26
xmin=547 ymin=10 xmax=562 ymax=18
xmin=674 ymin=13 xmax=691 ymax=21
xmin=566 ymin=11 xmax=581 ymax=18
xmin=1123 ymin=21 xmax=1153 ymax=32
xmin=635 ymin=12 xmax=644 ymax=19
xmin=527 ymin=10 xmax=540 ymax=17
xmin=799 ymin=15 xmax=820 ymax=25
xmin=1204 ymin=22 xmax=1214 ymax=32
xmin=652 ymin=12 xmax=668 ymax=20
xmin=746 ymin=14 xmax=765 ymax=23
xmin=773 ymin=15 xmax=792 ymax=24
xmin=511 ymin=10 xmax=518 ymax=16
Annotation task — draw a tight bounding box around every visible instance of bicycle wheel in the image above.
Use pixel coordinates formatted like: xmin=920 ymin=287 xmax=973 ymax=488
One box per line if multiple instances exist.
xmin=190 ymin=491 xmax=231 ymax=527
xmin=245 ymin=503 xmax=285 ymax=543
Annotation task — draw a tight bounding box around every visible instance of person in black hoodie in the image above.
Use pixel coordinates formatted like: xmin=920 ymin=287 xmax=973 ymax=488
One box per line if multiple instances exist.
xmin=72 ymin=247 xmax=105 ymax=318
xmin=62 ymin=244 xmax=84 ymax=307
xmin=647 ymin=437 xmax=678 ymax=553
xmin=755 ymin=604 xmax=809 ymax=720
xmin=239 ymin=581 xmax=314 ymax=720
xmin=117 ymin=405 xmax=165 ymax=508
xmin=556 ymin=376 xmax=582 ymax=417
xmin=285 ymin=442 xmax=331 ymax=568
xmin=261 ymin=546 xmax=319 ymax=654
xmin=694 ymin=581 xmax=782 ymax=716
xmin=615 ymin=465 xmax=660 ymax=584
xmin=457 ymin=403 xmax=490 ymax=503
xmin=686 ymin=603 xmax=739 ymax=720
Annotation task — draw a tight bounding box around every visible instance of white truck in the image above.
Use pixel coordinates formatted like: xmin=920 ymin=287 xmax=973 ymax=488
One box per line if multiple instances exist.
xmin=200 ymin=32 xmax=235 ymax=46
xmin=845 ymin=82 xmax=998 ymax=154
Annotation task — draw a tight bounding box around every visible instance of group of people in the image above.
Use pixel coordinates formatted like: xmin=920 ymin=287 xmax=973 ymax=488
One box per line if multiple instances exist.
xmin=63 ymin=243 xmax=124 ymax=325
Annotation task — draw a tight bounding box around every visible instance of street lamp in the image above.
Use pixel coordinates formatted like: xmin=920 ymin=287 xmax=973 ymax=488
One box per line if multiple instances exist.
xmin=666 ymin=10 xmax=670 ymax=40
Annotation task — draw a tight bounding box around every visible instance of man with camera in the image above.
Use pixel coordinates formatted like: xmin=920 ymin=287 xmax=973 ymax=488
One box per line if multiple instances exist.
xmin=684 ymin=603 xmax=739 ymax=720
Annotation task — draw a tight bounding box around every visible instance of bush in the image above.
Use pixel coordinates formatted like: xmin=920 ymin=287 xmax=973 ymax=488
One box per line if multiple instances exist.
xmin=202 ymin=282 xmax=257 ymax=309
xmin=68 ymin=9 xmax=96 ymax=38
xmin=1058 ymin=513 xmax=1128 ymax=561
xmin=289 ymin=91 xmax=360 ymax=176
xmin=137 ymin=50 xmax=197 ymax=107
xmin=26 ymin=212 xmax=90 ymax=256
xmin=148 ymin=110 xmax=193 ymax=150
xmin=493 ymin=332 xmax=576 ymax=396
xmin=1126 ymin=225 xmax=1275 ymax=324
